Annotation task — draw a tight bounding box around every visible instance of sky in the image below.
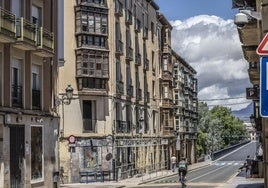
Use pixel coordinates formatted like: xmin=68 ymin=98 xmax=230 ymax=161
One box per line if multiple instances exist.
xmin=154 ymin=0 xmax=252 ymax=111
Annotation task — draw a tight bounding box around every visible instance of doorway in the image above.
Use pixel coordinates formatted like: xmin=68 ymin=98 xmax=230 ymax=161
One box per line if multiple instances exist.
xmin=10 ymin=126 xmax=25 ymax=188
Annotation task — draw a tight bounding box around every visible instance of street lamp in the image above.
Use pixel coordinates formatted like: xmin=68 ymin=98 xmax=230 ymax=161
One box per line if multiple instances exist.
xmin=56 ymin=84 xmax=74 ymax=106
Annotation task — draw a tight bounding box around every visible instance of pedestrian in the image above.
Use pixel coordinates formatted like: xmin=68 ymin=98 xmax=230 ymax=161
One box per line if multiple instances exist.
xmin=245 ymin=155 xmax=252 ymax=178
xmin=171 ymin=154 xmax=177 ymax=172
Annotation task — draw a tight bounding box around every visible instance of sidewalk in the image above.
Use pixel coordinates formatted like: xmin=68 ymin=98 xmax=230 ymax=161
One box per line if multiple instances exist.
xmin=218 ymin=170 xmax=264 ymax=188
xmin=60 ymin=159 xmax=265 ymax=188
xmin=60 ymin=159 xmax=212 ymax=188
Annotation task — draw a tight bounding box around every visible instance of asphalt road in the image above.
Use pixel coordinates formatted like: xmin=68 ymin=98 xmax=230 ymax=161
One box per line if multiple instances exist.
xmin=127 ymin=141 xmax=258 ymax=188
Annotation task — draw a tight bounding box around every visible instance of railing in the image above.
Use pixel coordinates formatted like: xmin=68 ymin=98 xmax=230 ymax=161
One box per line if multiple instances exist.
xmin=116 ymin=81 xmax=124 ymax=94
xmin=0 ymin=7 xmax=16 ymax=38
xmin=83 ymin=119 xmax=96 ymax=133
xmin=32 ymin=89 xmax=41 ymax=110
xmin=36 ymin=27 xmax=54 ymax=52
xmin=16 ymin=17 xmax=37 ymax=45
xmin=12 ymin=85 xmax=22 ymax=107
xmin=212 ymin=140 xmax=250 ymax=160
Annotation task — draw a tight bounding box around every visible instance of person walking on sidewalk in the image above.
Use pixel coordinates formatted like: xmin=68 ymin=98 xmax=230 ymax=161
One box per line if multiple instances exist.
xmin=171 ymin=154 xmax=177 ymax=172
xmin=245 ymin=155 xmax=252 ymax=178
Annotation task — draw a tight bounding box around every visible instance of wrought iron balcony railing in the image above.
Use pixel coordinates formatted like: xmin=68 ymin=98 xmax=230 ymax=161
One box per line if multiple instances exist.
xmin=12 ymin=85 xmax=22 ymax=107
xmin=32 ymin=89 xmax=41 ymax=110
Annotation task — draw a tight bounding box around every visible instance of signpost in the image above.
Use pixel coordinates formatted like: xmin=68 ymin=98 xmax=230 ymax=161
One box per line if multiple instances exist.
xmin=260 ymin=57 xmax=268 ymax=117
xmin=257 ymin=33 xmax=268 ymax=117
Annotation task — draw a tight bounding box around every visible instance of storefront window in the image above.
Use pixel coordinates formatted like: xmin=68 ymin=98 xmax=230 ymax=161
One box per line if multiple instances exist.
xmin=31 ymin=126 xmax=43 ymax=180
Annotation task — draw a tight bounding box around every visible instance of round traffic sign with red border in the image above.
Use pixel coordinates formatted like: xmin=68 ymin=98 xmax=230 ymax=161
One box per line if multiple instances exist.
xmin=68 ymin=135 xmax=76 ymax=144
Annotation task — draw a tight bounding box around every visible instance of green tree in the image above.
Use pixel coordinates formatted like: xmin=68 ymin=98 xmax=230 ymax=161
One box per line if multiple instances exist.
xmin=196 ymin=103 xmax=247 ymax=158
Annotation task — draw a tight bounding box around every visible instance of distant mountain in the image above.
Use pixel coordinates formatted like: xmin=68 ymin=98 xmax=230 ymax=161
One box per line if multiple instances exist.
xmin=232 ymin=102 xmax=253 ymax=122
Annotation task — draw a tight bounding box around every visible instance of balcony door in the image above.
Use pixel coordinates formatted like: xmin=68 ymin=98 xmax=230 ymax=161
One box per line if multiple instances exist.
xmin=11 ymin=0 xmax=22 ymax=17
xmin=11 ymin=59 xmax=22 ymax=107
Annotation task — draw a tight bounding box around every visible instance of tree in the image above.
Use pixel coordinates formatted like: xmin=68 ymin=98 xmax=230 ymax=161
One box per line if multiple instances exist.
xmin=196 ymin=103 xmax=247 ymax=158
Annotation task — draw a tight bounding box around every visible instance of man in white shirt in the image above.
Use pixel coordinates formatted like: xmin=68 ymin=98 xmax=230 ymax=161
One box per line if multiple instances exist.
xmin=171 ymin=154 xmax=177 ymax=172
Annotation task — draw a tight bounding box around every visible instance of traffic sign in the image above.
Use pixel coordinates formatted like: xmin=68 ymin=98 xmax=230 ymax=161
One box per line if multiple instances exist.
xmin=257 ymin=33 xmax=268 ymax=55
xmin=68 ymin=135 xmax=76 ymax=145
xmin=260 ymin=57 xmax=268 ymax=117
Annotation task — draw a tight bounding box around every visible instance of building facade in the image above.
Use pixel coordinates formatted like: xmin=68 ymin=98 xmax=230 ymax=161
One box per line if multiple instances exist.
xmin=59 ymin=0 xmax=198 ymax=183
xmin=233 ymin=0 xmax=267 ymax=185
xmin=0 ymin=0 xmax=59 ymax=187
xmin=172 ymin=51 xmax=198 ymax=164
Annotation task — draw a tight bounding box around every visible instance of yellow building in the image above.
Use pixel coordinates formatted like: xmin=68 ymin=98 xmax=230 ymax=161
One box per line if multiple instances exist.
xmin=59 ymin=0 xmax=198 ymax=183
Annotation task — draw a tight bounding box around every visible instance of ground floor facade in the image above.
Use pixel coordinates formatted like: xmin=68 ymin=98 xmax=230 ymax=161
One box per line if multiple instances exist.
xmin=0 ymin=112 xmax=59 ymax=188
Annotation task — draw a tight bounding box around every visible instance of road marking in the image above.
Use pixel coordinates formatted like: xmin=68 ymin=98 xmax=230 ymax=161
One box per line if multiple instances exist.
xmin=189 ymin=165 xmax=227 ymax=182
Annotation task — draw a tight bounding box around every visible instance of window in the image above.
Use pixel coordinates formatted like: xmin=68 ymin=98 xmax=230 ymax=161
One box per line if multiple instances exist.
xmin=32 ymin=5 xmax=42 ymax=27
xmin=151 ymin=22 xmax=154 ymax=42
xmin=32 ymin=65 xmax=41 ymax=109
xmin=31 ymin=126 xmax=43 ymax=181
xmin=163 ymin=58 xmax=168 ymax=71
xmin=164 ymin=86 xmax=168 ymax=99
xmin=12 ymin=0 xmax=22 ymax=17
xmin=126 ymin=64 xmax=131 ymax=86
xmin=152 ymin=51 xmax=155 ymax=72
xmin=152 ymin=80 xmax=155 ymax=98
xmin=76 ymin=51 xmax=108 ymax=77
xmin=11 ymin=59 xmax=22 ymax=107
xmin=116 ymin=58 xmax=121 ymax=82
xmin=83 ymin=100 xmax=96 ymax=132
xmin=76 ymin=10 xmax=108 ymax=35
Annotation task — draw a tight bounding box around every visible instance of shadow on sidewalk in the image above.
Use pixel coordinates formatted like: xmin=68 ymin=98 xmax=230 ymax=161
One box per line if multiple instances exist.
xmin=236 ymin=183 xmax=264 ymax=188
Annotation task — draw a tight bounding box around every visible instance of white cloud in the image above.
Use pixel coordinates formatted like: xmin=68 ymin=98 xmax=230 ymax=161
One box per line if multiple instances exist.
xmin=170 ymin=15 xmax=251 ymax=110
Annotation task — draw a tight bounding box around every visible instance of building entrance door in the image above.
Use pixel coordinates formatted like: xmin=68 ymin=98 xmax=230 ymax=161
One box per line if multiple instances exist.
xmin=10 ymin=126 xmax=25 ymax=188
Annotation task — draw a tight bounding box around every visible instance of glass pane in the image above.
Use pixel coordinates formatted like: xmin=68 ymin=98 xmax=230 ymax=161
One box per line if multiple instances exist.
xmin=31 ymin=126 xmax=43 ymax=180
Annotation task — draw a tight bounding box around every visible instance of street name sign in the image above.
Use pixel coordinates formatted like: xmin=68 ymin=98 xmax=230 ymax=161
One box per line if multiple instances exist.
xmin=260 ymin=57 xmax=268 ymax=117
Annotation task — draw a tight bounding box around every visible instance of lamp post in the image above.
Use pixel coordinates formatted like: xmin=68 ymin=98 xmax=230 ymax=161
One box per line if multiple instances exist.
xmin=55 ymin=84 xmax=76 ymax=183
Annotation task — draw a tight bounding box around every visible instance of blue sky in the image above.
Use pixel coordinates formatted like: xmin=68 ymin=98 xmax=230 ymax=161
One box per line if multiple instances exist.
xmin=154 ymin=0 xmax=238 ymax=20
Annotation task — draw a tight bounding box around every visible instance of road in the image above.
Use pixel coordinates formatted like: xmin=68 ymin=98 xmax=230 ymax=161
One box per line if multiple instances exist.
xmin=128 ymin=141 xmax=258 ymax=188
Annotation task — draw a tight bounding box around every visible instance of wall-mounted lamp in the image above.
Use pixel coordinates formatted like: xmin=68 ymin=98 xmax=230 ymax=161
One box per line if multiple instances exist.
xmin=55 ymin=85 xmax=75 ymax=107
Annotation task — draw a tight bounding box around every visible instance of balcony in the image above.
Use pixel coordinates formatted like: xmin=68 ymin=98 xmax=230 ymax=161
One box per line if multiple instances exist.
xmin=237 ymin=22 xmax=259 ymax=46
xmin=115 ymin=120 xmax=131 ymax=133
xmin=127 ymin=85 xmax=133 ymax=97
xmin=12 ymin=85 xmax=22 ymax=108
xmin=135 ymin=19 xmax=141 ymax=33
xmin=143 ymin=27 xmax=148 ymax=40
xmin=126 ymin=46 xmax=133 ymax=61
xmin=135 ymin=53 xmax=141 ymax=66
xmin=248 ymin=62 xmax=259 ymax=85
xmin=143 ymin=58 xmax=149 ymax=71
xmin=163 ymin=44 xmax=171 ymax=54
xmin=33 ymin=27 xmax=54 ymax=57
xmin=115 ymin=39 xmax=123 ymax=56
xmin=83 ymin=118 xmax=96 ymax=133
xmin=32 ymin=89 xmax=41 ymax=110
xmin=136 ymin=88 xmax=142 ymax=101
xmin=242 ymin=45 xmax=259 ymax=62
xmin=0 ymin=7 xmax=16 ymax=43
xmin=115 ymin=0 xmax=123 ymax=17
xmin=14 ymin=17 xmax=37 ymax=50
xmin=125 ymin=10 xmax=132 ymax=25
xmin=116 ymin=81 xmax=124 ymax=94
